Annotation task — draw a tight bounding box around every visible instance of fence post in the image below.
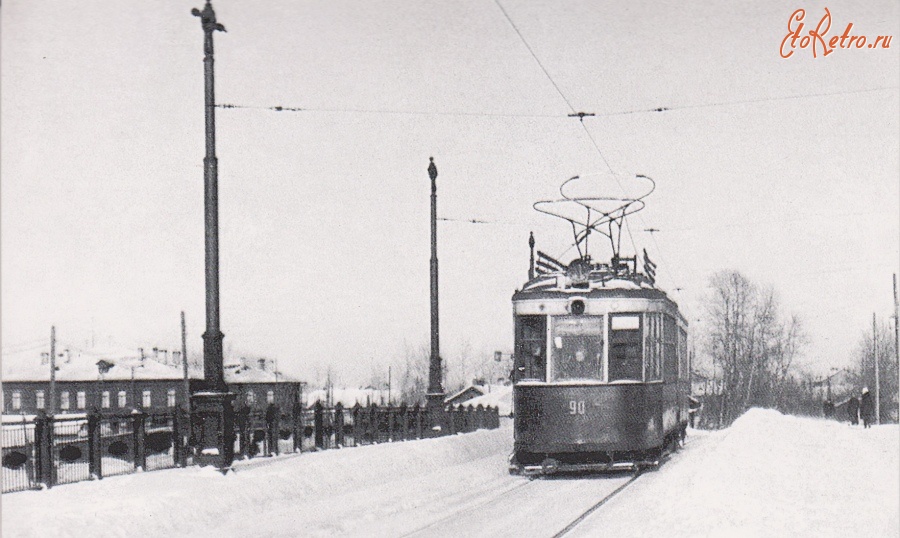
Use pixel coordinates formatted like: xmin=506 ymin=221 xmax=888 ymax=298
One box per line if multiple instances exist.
xmin=351 ymin=403 xmax=362 ymax=446
xmin=413 ymin=403 xmax=423 ymax=439
xmin=35 ymin=411 xmax=54 ymax=488
xmin=88 ymin=409 xmax=102 ymax=479
xmin=133 ymin=412 xmax=146 ymax=471
xmin=387 ymin=405 xmax=395 ymax=442
xmin=447 ymin=405 xmax=457 ymax=435
xmin=292 ymin=402 xmax=303 ymax=453
xmin=173 ymin=407 xmax=188 ymax=467
xmin=265 ymin=403 xmax=279 ymax=457
xmin=314 ymin=401 xmax=324 ymax=450
xmin=398 ymin=403 xmax=408 ymax=441
xmin=334 ymin=403 xmax=345 ymax=447
xmin=493 ymin=406 xmax=500 ymax=428
xmin=368 ymin=403 xmax=378 ymax=443
xmin=476 ymin=404 xmax=485 ymax=430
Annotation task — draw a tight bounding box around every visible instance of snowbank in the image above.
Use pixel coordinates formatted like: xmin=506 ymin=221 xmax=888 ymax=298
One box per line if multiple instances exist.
xmin=1 ymin=421 xmax=514 ymax=537
xmin=571 ymin=408 xmax=900 ymax=537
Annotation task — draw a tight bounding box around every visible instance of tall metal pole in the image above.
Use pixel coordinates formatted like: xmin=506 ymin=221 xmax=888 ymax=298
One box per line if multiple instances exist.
xmin=191 ymin=1 xmax=234 ymax=471
xmin=426 ymin=157 xmax=444 ymax=420
xmin=193 ymin=0 xmax=227 ymax=393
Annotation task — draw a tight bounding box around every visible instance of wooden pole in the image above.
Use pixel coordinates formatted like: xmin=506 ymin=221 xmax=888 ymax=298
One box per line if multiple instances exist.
xmin=874 ymin=313 xmax=880 ymax=425
xmin=182 ymin=311 xmax=191 ymax=414
xmin=49 ymin=326 xmax=56 ymax=415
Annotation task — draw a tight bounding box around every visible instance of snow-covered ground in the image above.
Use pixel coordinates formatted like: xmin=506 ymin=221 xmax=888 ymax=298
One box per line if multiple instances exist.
xmin=2 ymin=409 xmax=897 ymax=537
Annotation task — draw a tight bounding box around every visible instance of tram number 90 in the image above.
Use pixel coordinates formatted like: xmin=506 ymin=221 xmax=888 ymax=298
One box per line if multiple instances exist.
xmin=568 ymin=400 xmax=586 ymax=415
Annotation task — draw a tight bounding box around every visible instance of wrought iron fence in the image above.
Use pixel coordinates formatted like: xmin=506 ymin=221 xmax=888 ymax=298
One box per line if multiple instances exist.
xmin=3 ymin=401 xmax=501 ymax=493
xmin=1 ymin=416 xmax=36 ymax=493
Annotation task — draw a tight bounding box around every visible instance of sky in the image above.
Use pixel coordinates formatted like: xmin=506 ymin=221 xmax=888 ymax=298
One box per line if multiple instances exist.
xmin=2 ymin=0 xmax=898 ymax=385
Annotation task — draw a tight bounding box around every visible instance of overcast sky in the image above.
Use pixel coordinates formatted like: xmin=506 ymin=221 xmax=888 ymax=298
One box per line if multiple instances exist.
xmin=2 ymin=0 xmax=898 ymax=385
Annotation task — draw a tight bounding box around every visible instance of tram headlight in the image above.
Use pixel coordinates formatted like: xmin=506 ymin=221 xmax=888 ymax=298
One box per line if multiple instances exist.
xmin=570 ymin=299 xmax=585 ymax=315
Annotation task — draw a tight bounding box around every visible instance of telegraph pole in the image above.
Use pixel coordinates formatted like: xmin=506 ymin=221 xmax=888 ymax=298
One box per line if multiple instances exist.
xmin=49 ymin=326 xmax=56 ymax=415
xmin=873 ymin=313 xmax=880 ymax=425
xmin=894 ymin=275 xmax=899 ymax=395
xmin=181 ymin=311 xmax=191 ymax=414
xmin=190 ymin=0 xmax=233 ymax=470
xmin=426 ymin=157 xmax=445 ymax=428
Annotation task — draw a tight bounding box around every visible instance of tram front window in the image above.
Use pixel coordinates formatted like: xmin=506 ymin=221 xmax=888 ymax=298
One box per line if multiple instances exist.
xmin=608 ymin=314 xmax=643 ymax=382
xmin=551 ymin=316 xmax=604 ymax=381
xmin=515 ymin=315 xmax=547 ymax=381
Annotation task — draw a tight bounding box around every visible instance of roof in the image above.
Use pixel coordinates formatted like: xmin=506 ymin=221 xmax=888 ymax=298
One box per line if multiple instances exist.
xmin=444 ymin=385 xmax=486 ymax=403
xmin=2 ymin=345 xmax=299 ymax=384
xmin=304 ymin=387 xmax=400 ymax=408
xmin=1 ymin=345 xmax=200 ymax=382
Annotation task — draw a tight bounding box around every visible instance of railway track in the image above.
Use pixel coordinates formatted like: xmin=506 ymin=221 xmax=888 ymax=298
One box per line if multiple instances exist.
xmin=549 ymin=472 xmax=642 ymax=537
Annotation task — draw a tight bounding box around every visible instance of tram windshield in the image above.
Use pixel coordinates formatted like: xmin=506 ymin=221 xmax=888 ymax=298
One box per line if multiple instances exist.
xmin=608 ymin=314 xmax=643 ymax=382
xmin=550 ymin=316 xmax=604 ymax=381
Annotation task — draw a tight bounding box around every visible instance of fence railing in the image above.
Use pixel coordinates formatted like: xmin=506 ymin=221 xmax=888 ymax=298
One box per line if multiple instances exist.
xmin=2 ymin=402 xmax=500 ymax=493
xmin=2 ymin=410 xmax=186 ymax=493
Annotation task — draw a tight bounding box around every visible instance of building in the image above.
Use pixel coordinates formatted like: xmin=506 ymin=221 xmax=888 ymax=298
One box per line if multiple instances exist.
xmin=1 ymin=345 xmax=303 ymax=416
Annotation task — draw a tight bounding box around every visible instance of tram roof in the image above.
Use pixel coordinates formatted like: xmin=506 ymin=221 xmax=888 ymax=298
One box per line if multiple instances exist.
xmin=512 ymin=273 xmax=678 ymax=306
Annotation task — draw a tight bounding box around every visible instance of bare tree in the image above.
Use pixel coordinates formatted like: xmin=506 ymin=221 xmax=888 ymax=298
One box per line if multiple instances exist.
xmin=702 ymin=270 xmax=806 ymax=427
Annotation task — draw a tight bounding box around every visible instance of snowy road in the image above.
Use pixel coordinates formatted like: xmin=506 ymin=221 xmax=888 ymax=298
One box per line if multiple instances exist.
xmin=2 ymin=410 xmax=897 ymax=537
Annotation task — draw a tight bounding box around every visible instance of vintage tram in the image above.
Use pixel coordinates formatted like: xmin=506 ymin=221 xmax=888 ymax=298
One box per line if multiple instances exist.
xmin=509 ymin=174 xmax=690 ymax=475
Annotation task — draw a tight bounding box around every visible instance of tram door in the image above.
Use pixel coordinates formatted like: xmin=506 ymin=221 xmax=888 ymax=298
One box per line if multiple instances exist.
xmin=514 ymin=315 xmax=547 ymax=382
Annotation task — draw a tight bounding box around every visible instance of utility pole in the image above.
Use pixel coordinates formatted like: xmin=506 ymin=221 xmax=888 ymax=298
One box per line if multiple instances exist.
xmin=190 ymin=0 xmax=233 ymax=470
xmin=181 ymin=311 xmax=191 ymax=414
xmin=49 ymin=326 xmax=56 ymax=415
xmin=894 ymin=274 xmax=899 ymax=394
xmin=426 ymin=157 xmax=445 ymax=430
xmin=873 ymin=312 xmax=880 ymax=425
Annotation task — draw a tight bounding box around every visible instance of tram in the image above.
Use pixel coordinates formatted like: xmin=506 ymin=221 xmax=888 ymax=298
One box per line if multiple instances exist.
xmin=509 ymin=174 xmax=689 ymax=475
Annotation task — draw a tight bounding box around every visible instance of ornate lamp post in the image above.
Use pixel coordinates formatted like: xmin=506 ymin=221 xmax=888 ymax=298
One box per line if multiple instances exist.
xmin=190 ymin=0 xmax=234 ymax=470
xmin=425 ymin=157 xmax=445 ymax=431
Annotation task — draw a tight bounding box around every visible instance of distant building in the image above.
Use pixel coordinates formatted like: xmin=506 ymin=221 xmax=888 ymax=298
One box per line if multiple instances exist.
xmin=1 ymin=345 xmax=303 ymax=415
xmin=444 ymin=383 xmax=510 ymax=408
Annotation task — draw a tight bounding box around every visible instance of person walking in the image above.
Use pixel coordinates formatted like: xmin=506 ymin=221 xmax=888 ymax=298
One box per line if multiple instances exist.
xmin=847 ymin=396 xmax=859 ymax=426
xmin=860 ymin=388 xmax=874 ymax=428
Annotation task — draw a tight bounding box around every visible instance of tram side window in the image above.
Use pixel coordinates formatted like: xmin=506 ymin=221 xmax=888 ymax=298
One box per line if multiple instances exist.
xmin=551 ymin=316 xmax=604 ymax=381
xmin=644 ymin=313 xmax=662 ymax=381
xmin=514 ymin=315 xmax=547 ymax=381
xmin=608 ymin=314 xmax=642 ymax=382
xmin=663 ymin=315 xmax=678 ymax=381
xmin=678 ymin=328 xmax=688 ymax=380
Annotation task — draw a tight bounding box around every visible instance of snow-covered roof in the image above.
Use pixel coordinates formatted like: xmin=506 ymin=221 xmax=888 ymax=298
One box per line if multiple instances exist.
xmin=2 ymin=346 xmax=299 ymax=384
xmin=460 ymin=384 xmax=512 ymax=416
xmin=305 ymin=387 xmax=401 ymax=408
xmin=224 ymin=362 xmax=299 ymax=384
xmin=1 ymin=345 xmax=200 ymax=382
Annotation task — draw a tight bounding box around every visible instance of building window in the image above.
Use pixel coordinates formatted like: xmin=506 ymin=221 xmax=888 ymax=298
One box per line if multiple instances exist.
xmin=142 ymin=390 xmax=152 ymax=408
xmin=167 ymin=389 xmax=176 ymax=408
xmin=77 ymin=391 xmax=86 ymax=409
xmin=246 ymin=391 xmax=255 ymax=405
xmin=36 ymin=390 xmax=45 ymax=410
xmin=102 ymin=391 xmax=110 ymax=409
xmin=267 ymin=390 xmax=275 ymax=404
xmin=61 ymin=391 xmax=70 ymax=410
xmin=12 ymin=391 xmax=21 ymax=410
xmin=118 ymin=391 xmax=127 ymax=408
